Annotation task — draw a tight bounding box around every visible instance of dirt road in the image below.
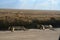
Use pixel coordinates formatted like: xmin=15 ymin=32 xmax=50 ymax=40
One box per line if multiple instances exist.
xmin=0 ymin=28 xmax=60 ymax=40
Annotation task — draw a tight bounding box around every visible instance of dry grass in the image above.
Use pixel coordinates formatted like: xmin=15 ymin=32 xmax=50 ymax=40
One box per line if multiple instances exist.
xmin=0 ymin=9 xmax=60 ymax=23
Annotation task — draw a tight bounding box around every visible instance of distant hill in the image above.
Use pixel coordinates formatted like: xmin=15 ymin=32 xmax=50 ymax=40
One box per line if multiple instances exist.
xmin=0 ymin=9 xmax=60 ymax=15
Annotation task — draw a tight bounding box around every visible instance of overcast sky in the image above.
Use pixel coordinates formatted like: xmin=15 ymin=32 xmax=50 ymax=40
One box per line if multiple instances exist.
xmin=0 ymin=0 xmax=60 ymax=10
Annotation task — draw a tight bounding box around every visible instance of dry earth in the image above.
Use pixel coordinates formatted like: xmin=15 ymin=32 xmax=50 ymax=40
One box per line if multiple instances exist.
xmin=0 ymin=28 xmax=60 ymax=40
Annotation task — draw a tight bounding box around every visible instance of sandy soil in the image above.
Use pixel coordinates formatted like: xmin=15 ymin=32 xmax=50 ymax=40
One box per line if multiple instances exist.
xmin=0 ymin=28 xmax=60 ymax=40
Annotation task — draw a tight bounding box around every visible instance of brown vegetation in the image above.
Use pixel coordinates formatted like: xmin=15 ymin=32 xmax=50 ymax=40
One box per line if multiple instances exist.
xmin=0 ymin=9 xmax=60 ymax=30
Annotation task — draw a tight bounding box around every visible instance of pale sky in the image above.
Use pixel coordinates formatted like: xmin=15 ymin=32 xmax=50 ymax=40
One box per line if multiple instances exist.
xmin=0 ymin=0 xmax=60 ymax=10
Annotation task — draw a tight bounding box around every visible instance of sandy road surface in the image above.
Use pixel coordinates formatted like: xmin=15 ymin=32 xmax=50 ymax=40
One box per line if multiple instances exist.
xmin=0 ymin=28 xmax=60 ymax=40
